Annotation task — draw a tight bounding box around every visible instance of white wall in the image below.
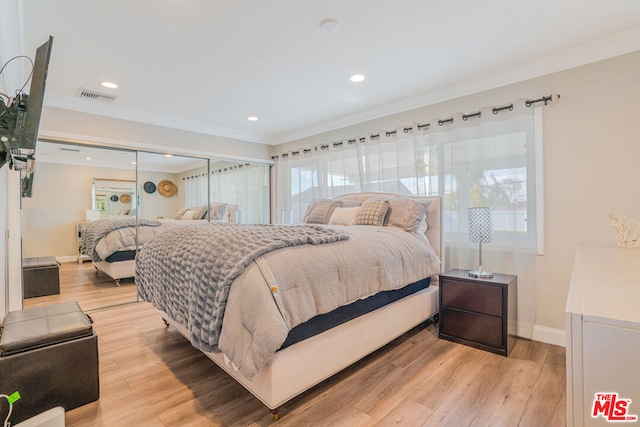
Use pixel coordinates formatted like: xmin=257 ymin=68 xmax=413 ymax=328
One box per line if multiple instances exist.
xmin=270 ymin=51 xmax=640 ymax=341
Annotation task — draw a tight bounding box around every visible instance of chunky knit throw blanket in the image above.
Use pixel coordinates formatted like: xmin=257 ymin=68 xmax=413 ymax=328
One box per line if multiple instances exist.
xmin=80 ymin=217 xmax=161 ymax=261
xmin=136 ymin=223 xmax=349 ymax=353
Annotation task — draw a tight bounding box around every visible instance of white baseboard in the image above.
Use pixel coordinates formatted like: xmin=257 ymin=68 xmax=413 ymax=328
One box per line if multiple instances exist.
xmin=532 ymin=324 xmax=565 ymax=347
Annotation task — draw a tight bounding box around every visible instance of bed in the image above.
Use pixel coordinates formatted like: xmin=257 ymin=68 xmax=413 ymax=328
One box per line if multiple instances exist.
xmin=135 ymin=192 xmax=443 ymax=419
xmin=80 ymin=203 xmax=236 ymax=285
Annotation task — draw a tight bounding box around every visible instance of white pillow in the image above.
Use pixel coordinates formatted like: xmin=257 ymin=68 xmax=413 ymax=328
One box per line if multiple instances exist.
xmin=328 ymin=207 xmax=361 ymax=226
xmin=181 ymin=210 xmax=197 ymax=220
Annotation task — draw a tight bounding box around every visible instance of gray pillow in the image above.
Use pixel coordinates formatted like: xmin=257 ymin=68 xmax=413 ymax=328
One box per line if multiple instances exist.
xmin=303 ymin=199 xmax=343 ymax=224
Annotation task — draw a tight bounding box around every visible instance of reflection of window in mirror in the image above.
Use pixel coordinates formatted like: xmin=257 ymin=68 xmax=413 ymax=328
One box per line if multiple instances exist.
xmin=200 ymin=161 xmax=271 ymax=224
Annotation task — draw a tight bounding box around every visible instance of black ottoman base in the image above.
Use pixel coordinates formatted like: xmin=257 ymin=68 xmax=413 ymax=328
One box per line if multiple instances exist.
xmin=0 ymin=333 xmax=99 ymax=425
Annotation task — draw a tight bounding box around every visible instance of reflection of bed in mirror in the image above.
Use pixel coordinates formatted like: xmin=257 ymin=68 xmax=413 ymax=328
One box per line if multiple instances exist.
xmin=81 ymin=203 xmax=236 ymax=285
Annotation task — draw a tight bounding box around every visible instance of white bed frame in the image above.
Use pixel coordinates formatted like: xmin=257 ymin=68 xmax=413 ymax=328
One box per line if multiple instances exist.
xmin=158 ymin=194 xmax=443 ymax=419
xmin=93 ymin=259 xmax=135 ymax=286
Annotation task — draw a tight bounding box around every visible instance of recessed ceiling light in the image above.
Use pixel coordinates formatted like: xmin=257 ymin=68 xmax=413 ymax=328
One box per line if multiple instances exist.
xmin=248 ymin=116 xmax=259 ymax=122
xmin=350 ymin=74 xmax=365 ymax=83
xmin=165 ymin=154 xmax=173 ymax=158
xmin=319 ymin=18 xmax=339 ymax=33
xmin=101 ymin=81 xmax=118 ymax=89
xmin=131 ymin=161 xmax=137 ymax=165
xmin=85 ymin=157 xmax=91 ymax=160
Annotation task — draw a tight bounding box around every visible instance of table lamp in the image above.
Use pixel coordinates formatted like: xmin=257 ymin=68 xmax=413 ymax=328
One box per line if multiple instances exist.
xmin=468 ymin=207 xmax=493 ymax=278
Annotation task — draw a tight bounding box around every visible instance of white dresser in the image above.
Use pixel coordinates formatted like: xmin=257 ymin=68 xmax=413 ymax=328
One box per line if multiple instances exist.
xmin=566 ymin=243 xmax=640 ymax=426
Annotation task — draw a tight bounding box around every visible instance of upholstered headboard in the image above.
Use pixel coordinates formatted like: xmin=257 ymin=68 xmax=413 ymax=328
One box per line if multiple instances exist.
xmin=333 ymin=192 xmax=444 ymax=273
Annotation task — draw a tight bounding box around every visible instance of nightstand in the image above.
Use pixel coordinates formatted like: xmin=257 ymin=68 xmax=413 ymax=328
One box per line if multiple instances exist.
xmin=439 ymin=268 xmax=517 ymax=356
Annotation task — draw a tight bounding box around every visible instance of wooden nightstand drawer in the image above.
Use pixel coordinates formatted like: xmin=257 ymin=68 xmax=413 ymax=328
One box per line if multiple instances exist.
xmin=441 ymin=278 xmax=502 ymax=316
xmin=440 ymin=308 xmax=503 ymax=348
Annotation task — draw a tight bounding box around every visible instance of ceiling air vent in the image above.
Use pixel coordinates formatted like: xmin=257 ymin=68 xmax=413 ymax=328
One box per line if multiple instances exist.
xmin=78 ymin=88 xmax=116 ymax=103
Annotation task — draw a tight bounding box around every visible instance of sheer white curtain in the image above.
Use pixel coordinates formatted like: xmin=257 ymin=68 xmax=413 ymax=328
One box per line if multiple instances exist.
xmin=275 ymin=126 xmax=437 ymax=222
xmin=275 ymin=100 xmax=541 ymax=338
xmin=184 ymin=173 xmax=208 ymax=207
xmin=210 ymin=163 xmax=270 ymax=224
xmin=276 ymin=142 xmax=360 ymax=223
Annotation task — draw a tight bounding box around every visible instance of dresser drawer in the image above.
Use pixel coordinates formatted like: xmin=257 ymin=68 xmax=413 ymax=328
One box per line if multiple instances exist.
xmin=441 ymin=278 xmax=502 ymax=316
xmin=440 ymin=308 xmax=503 ymax=348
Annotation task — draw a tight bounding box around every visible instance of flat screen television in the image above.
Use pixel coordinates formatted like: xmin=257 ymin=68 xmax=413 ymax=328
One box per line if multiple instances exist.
xmin=0 ymin=36 xmax=53 ymax=197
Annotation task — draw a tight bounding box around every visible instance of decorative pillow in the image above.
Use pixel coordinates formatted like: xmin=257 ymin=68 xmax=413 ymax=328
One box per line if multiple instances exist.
xmin=209 ymin=202 xmax=228 ymax=220
xmin=354 ymin=200 xmax=389 ymax=226
xmin=384 ymin=198 xmax=431 ymax=233
xmin=174 ymin=207 xmax=189 ymax=220
xmin=193 ymin=205 xmax=209 ymax=220
xmin=328 ymin=207 xmax=361 ymax=225
xmin=303 ymin=199 xmax=343 ymax=224
xmin=181 ymin=209 xmax=197 ymax=220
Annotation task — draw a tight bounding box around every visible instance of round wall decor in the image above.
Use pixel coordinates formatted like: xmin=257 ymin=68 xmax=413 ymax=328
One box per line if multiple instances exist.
xmin=143 ymin=181 xmax=156 ymax=194
xmin=158 ymin=180 xmax=177 ymax=197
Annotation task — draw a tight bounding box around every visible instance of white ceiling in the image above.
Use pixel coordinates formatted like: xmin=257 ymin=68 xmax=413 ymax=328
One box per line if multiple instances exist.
xmin=21 ymin=0 xmax=640 ymax=146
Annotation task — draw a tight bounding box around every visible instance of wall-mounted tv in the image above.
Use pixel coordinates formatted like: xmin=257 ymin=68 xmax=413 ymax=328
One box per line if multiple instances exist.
xmin=0 ymin=36 xmax=53 ymax=197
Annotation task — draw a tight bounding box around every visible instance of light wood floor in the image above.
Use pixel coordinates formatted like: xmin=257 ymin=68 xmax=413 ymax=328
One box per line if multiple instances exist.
xmin=23 ymin=261 xmax=138 ymax=311
xmin=24 ymin=262 xmax=566 ymax=426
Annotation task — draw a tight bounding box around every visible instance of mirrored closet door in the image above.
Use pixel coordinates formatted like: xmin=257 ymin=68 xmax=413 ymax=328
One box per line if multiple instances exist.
xmin=21 ymin=141 xmax=272 ymax=312
xmin=21 ymin=141 xmax=138 ymax=311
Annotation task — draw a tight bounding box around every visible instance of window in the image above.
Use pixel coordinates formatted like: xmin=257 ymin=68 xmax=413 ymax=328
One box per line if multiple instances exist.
xmin=276 ymin=104 xmax=540 ymax=252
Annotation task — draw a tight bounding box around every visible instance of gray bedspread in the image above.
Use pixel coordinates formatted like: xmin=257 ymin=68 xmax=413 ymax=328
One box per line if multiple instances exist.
xmin=80 ymin=217 xmax=161 ymax=262
xmin=136 ymin=223 xmax=349 ymax=354
xmin=136 ymin=223 xmax=440 ymax=379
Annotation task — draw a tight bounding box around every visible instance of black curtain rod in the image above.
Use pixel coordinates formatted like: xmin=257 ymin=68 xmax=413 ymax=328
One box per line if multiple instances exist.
xmin=493 ymin=104 xmax=513 ymax=114
xmin=274 ymin=94 xmax=557 ymax=160
xmin=526 ymin=94 xmax=556 ymax=107
xmin=462 ymin=111 xmax=481 ymax=121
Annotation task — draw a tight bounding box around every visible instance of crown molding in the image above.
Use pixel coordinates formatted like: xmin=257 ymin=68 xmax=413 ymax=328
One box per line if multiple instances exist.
xmin=272 ymin=28 xmax=640 ymax=145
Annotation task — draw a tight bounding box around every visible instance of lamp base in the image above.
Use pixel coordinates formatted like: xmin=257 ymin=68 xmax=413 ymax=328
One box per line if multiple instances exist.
xmin=469 ymin=269 xmax=493 ymax=279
